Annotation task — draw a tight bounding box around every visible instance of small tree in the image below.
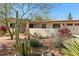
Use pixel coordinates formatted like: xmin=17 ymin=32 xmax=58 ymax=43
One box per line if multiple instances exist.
xmin=0 ymin=3 xmax=14 ymax=39
xmin=35 ymin=16 xmax=42 ymax=21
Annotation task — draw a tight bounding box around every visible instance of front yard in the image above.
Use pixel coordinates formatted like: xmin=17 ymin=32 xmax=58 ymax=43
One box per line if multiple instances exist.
xmin=0 ymin=35 xmax=60 ymax=56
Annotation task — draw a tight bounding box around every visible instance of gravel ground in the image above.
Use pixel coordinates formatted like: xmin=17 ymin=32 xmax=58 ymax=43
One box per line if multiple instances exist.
xmin=0 ymin=36 xmax=60 ymax=56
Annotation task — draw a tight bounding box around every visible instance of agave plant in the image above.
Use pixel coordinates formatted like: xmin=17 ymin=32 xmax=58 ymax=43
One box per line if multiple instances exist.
xmin=61 ymin=37 xmax=79 ymax=56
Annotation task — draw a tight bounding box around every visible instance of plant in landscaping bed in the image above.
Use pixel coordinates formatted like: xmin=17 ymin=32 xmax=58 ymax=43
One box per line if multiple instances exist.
xmin=20 ymin=38 xmax=32 ymax=56
xmin=30 ymin=39 xmax=43 ymax=48
xmin=55 ymin=38 xmax=62 ymax=48
xmin=0 ymin=25 xmax=7 ymax=35
xmin=58 ymin=28 xmax=72 ymax=38
xmin=15 ymin=11 xmax=32 ymax=56
xmin=0 ymin=25 xmax=7 ymax=32
xmin=0 ymin=3 xmax=15 ymax=39
xmin=61 ymin=38 xmax=79 ymax=56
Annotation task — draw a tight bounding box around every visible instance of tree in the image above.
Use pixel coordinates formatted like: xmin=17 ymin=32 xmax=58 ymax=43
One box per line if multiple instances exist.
xmin=35 ymin=16 xmax=42 ymax=21
xmin=10 ymin=3 xmax=52 ymax=38
xmin=0 ymin=3 xmax=53 ymax=40
xmin=0 ymin=3 xmax=15 ymax=39
xmin=68 ymin=12 xmax=72 ymax=20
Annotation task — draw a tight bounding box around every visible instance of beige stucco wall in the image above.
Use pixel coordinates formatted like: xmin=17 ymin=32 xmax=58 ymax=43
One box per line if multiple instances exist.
xmin=29 ymin=28 xmax=59 ymax=37
xmin=46 ymin=23 xmax=53 ymax=28
xmin=25 ymin=21 xmax=79 ymax=35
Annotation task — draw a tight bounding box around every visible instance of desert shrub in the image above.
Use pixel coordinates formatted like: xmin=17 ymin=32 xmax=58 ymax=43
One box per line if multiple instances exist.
xmin=0 ymin=25 xmax=7 ymax=32
xmin=58 ymin=28 xmax=72 ymax=38
xmin=0 ymin=25 xmax=7 ymax=35
xmin=30 ymin=39 xmax=43 ymax=48
xmin=55 ymin=38 xmax=62 ymax=48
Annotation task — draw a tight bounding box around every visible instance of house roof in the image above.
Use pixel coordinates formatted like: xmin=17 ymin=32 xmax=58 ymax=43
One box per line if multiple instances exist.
xmin=6 ymin=18 xmax=31 ymax=23
xmin=6 ymin=18 xmax=79 ymax=23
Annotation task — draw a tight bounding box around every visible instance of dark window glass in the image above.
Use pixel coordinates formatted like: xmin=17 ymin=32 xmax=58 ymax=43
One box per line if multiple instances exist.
xmin=67 ymin=23 xmax=73 ymax=26
xmin=53 ymin=24 xmax=60 ymax=28
xmin=63 ymin=23 xmax=65 ymax=25
xmin=42 ymin=24 xmax=46 ymax=28
xmin=29 ymin=24 xmax=33 ymax=28
xmin=75 ymin=23 xmax=79 ymax=26
xmin=10 ymin=23 xmax=15 ymax=28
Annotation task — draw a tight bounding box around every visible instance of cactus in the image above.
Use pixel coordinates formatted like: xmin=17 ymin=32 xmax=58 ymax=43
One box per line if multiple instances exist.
xmin=16 ymin=38 xmax=32 ymax=56
xmin=15 ymin=11 xmax=32 ymax=56
xmin=15 ymin=11 xmax=22 ymax=55
xmin=22 ymin=38 xmax=31 ymax=56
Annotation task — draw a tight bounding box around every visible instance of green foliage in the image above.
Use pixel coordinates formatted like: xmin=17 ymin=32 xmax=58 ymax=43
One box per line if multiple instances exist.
xmin=35 ymin=16 xmax=49 ymax=21
xmin=44 ymin=16 xmax=49 ymax=21
xmin=30 ymin=39 xmax=42 ymax=48
xmin=20 ymin=38 xmax=31 ymax=56
xmin=35 ymin=16 xmax=42 ymax=21
xmin=15 ymin=11 xmax=21 ymax=55
xmin=68 ymin=12 xmax=72 ymax=20
xmin=55 ymin=38 xmax=62 ymax=48
xmin=15 ymin=11 xmax=32 ymax=56
xmin=61 ymin=38 xmax=79 ymax=56
xmin=0 ymin=3 xmax=14 ymax=40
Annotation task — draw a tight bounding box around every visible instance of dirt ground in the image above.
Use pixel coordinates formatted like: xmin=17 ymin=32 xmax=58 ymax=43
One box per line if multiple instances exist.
xmin=0 ymin=36 xmax=60 ymax=56
xmin=40 ymin=38 xmax=60 ymax=56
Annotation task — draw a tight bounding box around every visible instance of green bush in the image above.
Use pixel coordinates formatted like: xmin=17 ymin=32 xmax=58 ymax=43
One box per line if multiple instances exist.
xmin=55 ymin=38 xmax=62 ymax=48
xmin=30 ymin=39 xmax=43 ymax=48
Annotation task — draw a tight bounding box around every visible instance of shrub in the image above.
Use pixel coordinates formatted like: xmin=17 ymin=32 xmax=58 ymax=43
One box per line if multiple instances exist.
xmin=0 ymin=25 xmax=7 ymax=35
xmin=30 ymin=39 xmax=43 ymax=48
xmin=55 ymin=38 xmax=62 ymax=48
xmin=0 ymin=25 xmax=7 ymax=32
xmin=58 ymin=28 xmax=72 ymax=38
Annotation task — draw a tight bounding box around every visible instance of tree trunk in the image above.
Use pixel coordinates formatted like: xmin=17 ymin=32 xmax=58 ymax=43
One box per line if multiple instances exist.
xmin=10 ymin=33 xmax=14 ymax=40
xmin=6 ymin=23 xmax=14 ymax=40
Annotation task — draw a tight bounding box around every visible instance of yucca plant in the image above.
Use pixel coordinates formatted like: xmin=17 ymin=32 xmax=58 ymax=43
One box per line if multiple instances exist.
xmin=61 ymin=37 xmax=79 ymax=56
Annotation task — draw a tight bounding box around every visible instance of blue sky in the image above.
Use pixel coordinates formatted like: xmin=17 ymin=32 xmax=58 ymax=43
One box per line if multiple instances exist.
xmin=48 ymin=3 xmax=79 ymax=20
xmin=10 ymin=3 xmax=79 ymax=20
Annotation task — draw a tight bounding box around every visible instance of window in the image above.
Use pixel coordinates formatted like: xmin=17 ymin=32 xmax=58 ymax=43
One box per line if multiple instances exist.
xmin=42 ymin=24 xmax=46 ymax=28
xmin=63 ymin=23 xmax=65 ymax=26
xmin=74 ymin=23 xmax=79 ymax=26
xmin=67 ymin=23 xmax=73 ymax=26
xmin=10 ymin=23 xmax=15 ymax=28
xmin=53 ymin=24 xmax=60 ymax=28
xmin=29 ymin=24 xmax=33 ymax=28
